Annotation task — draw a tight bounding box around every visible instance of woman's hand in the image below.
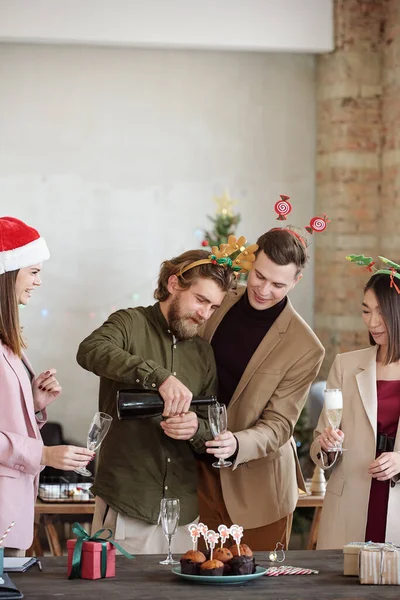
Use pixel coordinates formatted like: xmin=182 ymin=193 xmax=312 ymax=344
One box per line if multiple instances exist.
xmin=206 ymin=431 xmax=237 ymax=460
xmin=41 ymin=445 xmax=95 ymax=470
xmin=33 ymin=369 xmax=62 ymax=411
xmin=369 ymin=452 xmax=400 ymax=481
xmin=319 ymin=426 xmax=345 ymax=453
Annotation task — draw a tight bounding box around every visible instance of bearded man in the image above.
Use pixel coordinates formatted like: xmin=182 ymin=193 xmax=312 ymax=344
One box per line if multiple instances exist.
xmin=76 ymin=249 xmax=238 ymax=553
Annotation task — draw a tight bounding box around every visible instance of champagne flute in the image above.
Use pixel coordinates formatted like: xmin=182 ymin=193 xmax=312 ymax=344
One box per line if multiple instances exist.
xmin=324 ymin=389 xmax=346 ymax=452
xmin=208 ymin=403 xmax=232 ymax=468
xmin=74 ymin=412 xmax=113 ymax=477
xmin=159 ymin=498 xmax=180 ymax=565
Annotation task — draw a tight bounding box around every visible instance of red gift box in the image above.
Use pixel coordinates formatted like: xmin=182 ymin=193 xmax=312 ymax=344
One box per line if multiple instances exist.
xmin=67 ymin=539 xmax=116 ymax=580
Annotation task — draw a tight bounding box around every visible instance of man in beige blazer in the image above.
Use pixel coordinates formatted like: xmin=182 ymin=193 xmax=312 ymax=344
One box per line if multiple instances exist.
xmin=197 ymin=227 xmax=325 ymax=550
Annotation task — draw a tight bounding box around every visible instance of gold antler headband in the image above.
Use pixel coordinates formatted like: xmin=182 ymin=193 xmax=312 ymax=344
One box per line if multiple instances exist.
xmin=178 ymin=235 xmax=258 ymax=277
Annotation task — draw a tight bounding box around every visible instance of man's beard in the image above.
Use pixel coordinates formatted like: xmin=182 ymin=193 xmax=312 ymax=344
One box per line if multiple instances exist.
xmin=167 ymin=295 xmax=204 ymax=341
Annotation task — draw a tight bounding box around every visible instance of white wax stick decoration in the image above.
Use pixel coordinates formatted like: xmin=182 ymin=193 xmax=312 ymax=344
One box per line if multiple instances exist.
xmin=188 ymin=523 xmax=201 ymax=551
xmin=206 ymin=530 xmax=220 ymax=561
xmin=0 ymin=521 xmax=14 ymax=546
xmin=230 ymin=524 xmax=243 ymax=555
xmin=198 ymin=522 xmax=209 ymax=550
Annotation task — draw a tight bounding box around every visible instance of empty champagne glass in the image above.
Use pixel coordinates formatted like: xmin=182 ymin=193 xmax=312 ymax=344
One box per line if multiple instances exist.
xmin=324 ymin=389 xmax=346 ymax=452
xmin=74 ymin=412 xmax=113 ymax=477
xmin=208 ymin=403 xmax=232 ymax=468
xmin=159 ymin=498 xmax=180 ymax=565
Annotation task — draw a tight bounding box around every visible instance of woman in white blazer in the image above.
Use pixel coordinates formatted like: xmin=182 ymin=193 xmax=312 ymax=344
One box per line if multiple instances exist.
xmin=311 ymin=266 xmax=400 ymax=549
xmin=0 ymin=217 xmax=93 ymax=554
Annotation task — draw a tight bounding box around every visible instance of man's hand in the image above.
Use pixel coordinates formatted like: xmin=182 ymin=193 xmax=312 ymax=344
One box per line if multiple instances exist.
xmin=160 ymin=412 xmax=198 ymax=440
xmin=41 ymin=445 xmax=95 ymax=470
xmin=369 ymin=452 xmax=400 ymax=481
xmin=206 ymin=431 xmax=237 ymax=460
xmin=158 ymin=375 xmax=193 ymax=417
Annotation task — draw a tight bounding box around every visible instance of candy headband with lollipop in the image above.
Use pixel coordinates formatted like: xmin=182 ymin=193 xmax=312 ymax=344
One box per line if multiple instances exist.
xmin=178 ymin=235 xmax=258 ymax=277
xmin=346 ymin=255 xmax=400 ymax=294
xmin=273 ymin=194 xmax=330 ymax=245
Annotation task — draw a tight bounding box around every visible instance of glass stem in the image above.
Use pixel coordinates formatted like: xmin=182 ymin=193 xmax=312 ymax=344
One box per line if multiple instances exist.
xmin=166 ymin=535 xmax=173 ymax=561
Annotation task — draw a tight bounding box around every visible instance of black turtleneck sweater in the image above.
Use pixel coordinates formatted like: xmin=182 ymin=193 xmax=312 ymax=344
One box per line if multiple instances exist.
xmin=211 ymin=291 xmax=287 ymax=407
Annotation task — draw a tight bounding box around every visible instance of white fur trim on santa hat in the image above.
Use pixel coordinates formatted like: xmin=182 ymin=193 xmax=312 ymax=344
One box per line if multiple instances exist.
xmin=0 ymin=236 xmax=50 ymax=274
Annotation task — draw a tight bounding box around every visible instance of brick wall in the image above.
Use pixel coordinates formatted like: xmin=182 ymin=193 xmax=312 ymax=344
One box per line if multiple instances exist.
xmin=315 ymin=0 xmax=399 ymax=378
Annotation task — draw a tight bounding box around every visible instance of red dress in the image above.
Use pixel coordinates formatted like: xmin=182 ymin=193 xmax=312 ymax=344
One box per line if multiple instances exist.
xmin=365 ymin=380 xmax=400 ymax=542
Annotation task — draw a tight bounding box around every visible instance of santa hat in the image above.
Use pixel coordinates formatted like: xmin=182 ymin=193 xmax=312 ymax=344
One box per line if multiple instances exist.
xmin=0 ymin=217 xmax=50 ymax=275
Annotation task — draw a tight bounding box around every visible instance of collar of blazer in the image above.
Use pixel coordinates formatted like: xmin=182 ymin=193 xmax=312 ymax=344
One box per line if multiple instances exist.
xmin=0 ymin=341 xmax=37 ymax=432
xmin=202 ymin=285 xmax=297 ymax=411
xmin=355 ymin=345 xmax=378 ymax=437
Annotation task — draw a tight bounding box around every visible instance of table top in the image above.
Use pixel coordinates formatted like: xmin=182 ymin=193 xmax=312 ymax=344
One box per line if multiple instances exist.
xmin=10 ymin=550 xmax=397 ymax=599
xmin=35 ymin=499 xmax=95 ymax=515
xmin=34 ymin=492 xmax=324 ymax=515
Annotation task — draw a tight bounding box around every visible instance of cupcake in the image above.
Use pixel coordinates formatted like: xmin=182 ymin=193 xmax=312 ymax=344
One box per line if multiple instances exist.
xmin=200 ymin=559 xmax=224 ymax=576
xmin=213 ymin=547 xmax=234 ymax=575
xmin=180 ymin=550 xmax=206 ymax=575
xmin=230 ymin=543 xmax=253 ymax=558
xmin=229 ymin=544 xmax=255 ymax=575
xmin=229 ymin=555 xmax=255 ymax=575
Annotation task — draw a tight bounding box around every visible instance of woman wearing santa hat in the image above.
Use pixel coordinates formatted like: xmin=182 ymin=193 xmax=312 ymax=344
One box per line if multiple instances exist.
xmin=0 ymin=216 xmax=94 ymax=555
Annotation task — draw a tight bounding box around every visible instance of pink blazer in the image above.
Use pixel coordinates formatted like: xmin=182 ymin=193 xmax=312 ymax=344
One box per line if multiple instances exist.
xmin=0 ymin=341 xmax=46 ymax=550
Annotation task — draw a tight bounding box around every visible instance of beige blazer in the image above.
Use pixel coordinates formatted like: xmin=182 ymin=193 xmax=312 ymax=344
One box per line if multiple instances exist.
xmin=310 ymin=346 xmax=400 ymax=549
xmin=202 ymin=287 xmax=325 ymax=529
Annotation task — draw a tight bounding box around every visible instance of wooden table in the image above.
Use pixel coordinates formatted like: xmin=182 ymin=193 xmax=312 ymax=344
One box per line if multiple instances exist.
xmin=296 ymin=491 xmax=324 ymax=550
xmin=10 ymin=550 xmax=397 ymax=599
xmin=33 ymin=493 xmax=324 ymax=556
xmin=32 ymin=500 xmax=95 ymax=557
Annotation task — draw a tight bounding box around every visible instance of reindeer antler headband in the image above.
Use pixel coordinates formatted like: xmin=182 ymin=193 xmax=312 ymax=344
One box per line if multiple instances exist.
xmin=273 ymin=194 xmax=330 ymax=244
xmin=346 ymin=255 xmax=400 ymax=294
xmin=178 ymin=235 xmax=258 ymax=277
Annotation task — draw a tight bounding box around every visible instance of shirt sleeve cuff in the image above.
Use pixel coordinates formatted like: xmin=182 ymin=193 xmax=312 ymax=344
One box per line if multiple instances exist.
xmin=143 ymin=367 xmax=171 ymax=390
xmin=188 ymin=417 xmax=212 ymax=453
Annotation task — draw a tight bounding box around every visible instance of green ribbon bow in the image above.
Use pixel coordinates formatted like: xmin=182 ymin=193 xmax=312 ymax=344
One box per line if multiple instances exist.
xmin=209 ymin=254 xmax=242 ymax=272
xmin=69 ymin=522 xmax=134 ymax=580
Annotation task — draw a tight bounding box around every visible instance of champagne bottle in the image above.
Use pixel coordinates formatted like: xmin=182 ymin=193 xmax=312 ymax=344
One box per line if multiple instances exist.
xmin=117 ymin=389 xmax=218 ymax=419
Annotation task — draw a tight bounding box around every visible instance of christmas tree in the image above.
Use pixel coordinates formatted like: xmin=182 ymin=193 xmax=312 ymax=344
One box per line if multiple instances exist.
xmin=202 ymin=190 xmax=241 ymax=249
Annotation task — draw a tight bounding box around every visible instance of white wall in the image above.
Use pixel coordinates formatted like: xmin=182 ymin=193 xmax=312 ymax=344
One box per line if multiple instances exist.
xmin=0 ymin=0 xmax=334 ymax=53
xmin=0 ymin=44 xmax=316 ymax=443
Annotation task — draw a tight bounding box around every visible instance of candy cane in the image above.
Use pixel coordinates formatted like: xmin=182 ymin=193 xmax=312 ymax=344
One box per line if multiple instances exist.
xmin=217 ymin=524 xmax=230 ymax=548
xmin=0 ymin=521 xmax=14 ymax=546
xmin=206 ymin=530 xmax=220 ymax=561
xmin=188 ymin=523 xmax=201 ymax=551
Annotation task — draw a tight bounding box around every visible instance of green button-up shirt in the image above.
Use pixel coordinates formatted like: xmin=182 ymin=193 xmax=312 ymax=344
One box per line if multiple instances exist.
xmin=76 ymin=303 xmax=216 ymax=525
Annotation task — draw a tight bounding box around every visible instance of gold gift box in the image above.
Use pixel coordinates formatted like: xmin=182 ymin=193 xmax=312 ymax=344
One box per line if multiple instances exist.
xmin=359 ymin=545 xmax=400 ymax=585
xmin=343 ymin=542 xmax=372 ymax=576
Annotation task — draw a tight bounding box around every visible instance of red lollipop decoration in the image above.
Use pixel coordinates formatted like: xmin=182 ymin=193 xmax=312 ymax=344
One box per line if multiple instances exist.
xmin=305 ymin=214 xmax=330 ymax=234
xmin=274 ymin=195 xmax=292 ymax=221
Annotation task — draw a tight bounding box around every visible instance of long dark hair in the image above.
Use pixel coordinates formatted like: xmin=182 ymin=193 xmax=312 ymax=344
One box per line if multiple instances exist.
xmin=364 ymin=272 xmax=400 ymax=364
xmin=0 ymin=270 xmax=25 ymax=357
